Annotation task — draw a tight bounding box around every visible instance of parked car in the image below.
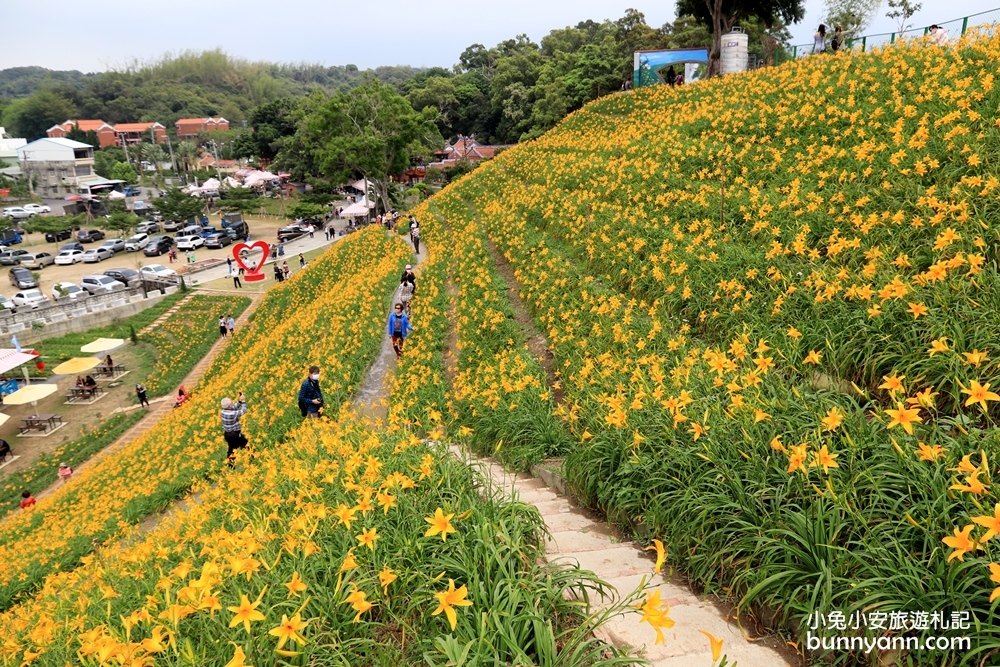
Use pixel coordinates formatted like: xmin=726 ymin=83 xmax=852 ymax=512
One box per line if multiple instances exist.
xmin=59 ymin=241 xmax=84 ymax=253
xmin=143 ymin=236 xmax=174 ymax=257
xmin=199 ymin=226 xmax=220 ymax=238
xmin=54 ymin=249 xmax=85 ymax=265
xmin=80 ymin=274 xmax=124 ymax=294
xmin=82 ymin=247 xmax=114 ymax=263
xmin=0 ymin=249 xmax=31 ymax=266
xmin=224 ymin=220 xmax=249 ymax=239
xmin=22 ymin=204 xmax=51 ymax=215
xmin=103 ymin=268 xmax=140 ymax=286
xmin=125 ymin=233 xmax=149 ymax=251
xmin=9 ymin=268 xmax=37 ymax=289
xmin=204 ymin=233 xmax=232 ymax=249
xmin=44 ymin=229 xmax=73 ymax=243
xmin=12 ymin=289 xmax=48 ymax=308
xmin=175 ymin=235 xmax=204 ymax=251
xmin=20 ymin=252 xmax=55 ymax=269
xmin=123 ymin=185 xmax=142 ymax=197
xmin=136 ymin=221 xmax=161 ymax=234
xmin=179 ymin=225 xmax=203 ymax=237
xmin=163 ymin=220 xmax=184 ymax=232
xmin=0 ymin=294 xmax=13 ymax=312
xmin=51 ymin=282 xmax=85 ymax=300
xmin=100 ymin=238 xmax=126 ymax=254
xmin=77 ymin=229 xmax=106 ymax=243
xmin=1 ymin=207 xmax=33 ymax=220
xmin=0 ymin=230 xmax=22 ymax=246
xmin=139 ymin=264 xmax=178 ymax=281
xmin=277 ymin=223 xmax=310 ymax=242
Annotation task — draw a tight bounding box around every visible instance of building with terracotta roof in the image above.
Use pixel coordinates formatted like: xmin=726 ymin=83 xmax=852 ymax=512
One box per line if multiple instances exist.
xmin=431 ymin=136 xmax=509 ymax=166
xmin=114 ymin=122 xmax=167 ymax=145
xmin=175 ymin=117 xmax=229 ymax=139
xmin=46 ymin=120 xmax=116 ymax=148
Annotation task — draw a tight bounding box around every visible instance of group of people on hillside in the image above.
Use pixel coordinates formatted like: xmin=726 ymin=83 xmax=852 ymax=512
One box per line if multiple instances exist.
xmin=814 ymin=22 xmax=948 ymax=54
xmin=218 ymin=315 xmax=236 ymax=338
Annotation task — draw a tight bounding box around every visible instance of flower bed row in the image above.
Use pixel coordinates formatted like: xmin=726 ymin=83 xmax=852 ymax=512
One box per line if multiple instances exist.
xmin=0 ymin=228 xmax=408 ymax=609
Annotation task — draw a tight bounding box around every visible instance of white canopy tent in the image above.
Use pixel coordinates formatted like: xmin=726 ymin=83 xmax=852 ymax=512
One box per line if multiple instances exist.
xmin=341 ymin=196 xmax=375 ymax=218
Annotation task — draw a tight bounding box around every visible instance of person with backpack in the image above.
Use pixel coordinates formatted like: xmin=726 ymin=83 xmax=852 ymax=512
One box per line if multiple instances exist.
xmin=400 ymin=264 xmax=417 ymax=294
xmin=399 ymin=278 xmax=415 ymax=315
xmin=411 ymin=224 xmax=421 ymax=255
xmin=298 ymin=366 xmax=323 ymax=418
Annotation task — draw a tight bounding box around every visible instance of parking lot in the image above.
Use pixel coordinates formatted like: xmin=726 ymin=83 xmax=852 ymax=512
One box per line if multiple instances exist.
xmin=0 ymin=214 xmax=295 ymax=302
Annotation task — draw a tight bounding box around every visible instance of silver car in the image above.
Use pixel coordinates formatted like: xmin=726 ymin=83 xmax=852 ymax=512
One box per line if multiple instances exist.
xmin=80 ymin=274 xmax=124 ymax=294
xmin=20 ymin=252 xmax=55 ymax=269
xmin=100 ymin=238 xmax=126 ymax=254
xmin=82 ymin=247 xmax=114 ymax=263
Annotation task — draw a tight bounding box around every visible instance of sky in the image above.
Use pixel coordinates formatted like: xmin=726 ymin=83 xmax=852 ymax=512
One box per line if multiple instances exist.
xmin=2 ymin=0 xmax=997 ymax=73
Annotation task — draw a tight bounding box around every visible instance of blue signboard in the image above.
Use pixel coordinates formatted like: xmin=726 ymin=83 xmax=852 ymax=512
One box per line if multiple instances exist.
xmin=0 ymin=379 xmax=18 ymax=398
xmin=634 ymin=48 xmax=710 ymax=88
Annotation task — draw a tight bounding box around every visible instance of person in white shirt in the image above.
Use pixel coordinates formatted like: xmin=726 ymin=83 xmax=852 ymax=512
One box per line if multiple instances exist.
xmin=928 ymin=24 xmax=949 ymax=46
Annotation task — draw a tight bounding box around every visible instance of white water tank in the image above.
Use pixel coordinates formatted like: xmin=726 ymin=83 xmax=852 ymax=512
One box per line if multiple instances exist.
xmin=721 ymin=27 xmax=749 ymax=75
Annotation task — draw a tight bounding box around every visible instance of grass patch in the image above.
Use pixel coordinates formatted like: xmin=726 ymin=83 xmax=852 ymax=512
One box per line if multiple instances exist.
xmin=0 ymin=411 xmax=145 ymax=515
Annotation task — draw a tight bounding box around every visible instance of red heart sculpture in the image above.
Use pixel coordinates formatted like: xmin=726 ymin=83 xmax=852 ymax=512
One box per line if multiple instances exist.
xmin=232 ymin=241 xmax=270 ymax=274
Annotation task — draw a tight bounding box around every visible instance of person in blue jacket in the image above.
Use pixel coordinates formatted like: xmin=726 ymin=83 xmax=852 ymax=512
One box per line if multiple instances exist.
xmin=387 ymin=303 xmax=414 ymax=359
xmin=298 ymin=365 xmax=323 ymax=418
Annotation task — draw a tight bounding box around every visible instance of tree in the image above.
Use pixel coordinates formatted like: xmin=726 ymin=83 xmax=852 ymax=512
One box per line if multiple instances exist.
xmin=824 ymin=0 xmax=882 ymax=37
xmin=110 ymin=161 xmax=138 ymax=185
xmin=218 ymin=187 xmax=257 ymax=214
xmin=233 ymin=98 xmax=300 ymax=162
xmin=676 ymin=0 xmax=806 ymax=76
xmin=1 ymin=90 xmax=77 ymax=140
xmin=289 ymin=202 xmax=326 ymax=220
xmin=300 ymin=80 xmax=439 ymax=213
xmin=885 ymin=0 xmax=921 ymax=35
xmin=155 ymin=188 xmax=205 ymax=224
xmin=102 ymin=210 xmax=141 ymax=236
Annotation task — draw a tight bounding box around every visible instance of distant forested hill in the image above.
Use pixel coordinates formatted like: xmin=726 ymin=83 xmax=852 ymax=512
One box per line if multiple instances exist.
xmin=0 ymin=51 xmax=426 ymax=139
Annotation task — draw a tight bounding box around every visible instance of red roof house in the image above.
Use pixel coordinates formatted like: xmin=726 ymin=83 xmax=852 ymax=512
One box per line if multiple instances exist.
xmin=175 ymin=117 xmax=230 ymax=139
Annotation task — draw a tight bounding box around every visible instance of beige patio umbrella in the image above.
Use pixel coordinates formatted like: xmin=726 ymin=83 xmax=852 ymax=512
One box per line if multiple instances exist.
xmin=52 ymin=357 xmax=101 ymax=376
xmin=0 ymin=414 xmax=10 ymax=427
xmin=81 ymin=338 xmax=126 ymax=354
xmin=3 ymin=384 xmax=58 ymax=406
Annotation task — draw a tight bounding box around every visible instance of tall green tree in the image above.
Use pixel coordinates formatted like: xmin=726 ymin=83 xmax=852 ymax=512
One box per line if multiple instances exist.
xmin=2 ymin=90 xmax=77 ymax=140
xmin=676 ymin=0 xmax=805 ymax=75
xmin=297 ymin=80 xmax=439 ymax=212
xmin=110 ymin=161 xmax=139 ymax=185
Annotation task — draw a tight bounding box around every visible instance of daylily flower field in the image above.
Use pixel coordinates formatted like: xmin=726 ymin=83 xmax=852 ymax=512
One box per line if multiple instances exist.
xmin=399 ymin=32 xmax=1000 ymax=664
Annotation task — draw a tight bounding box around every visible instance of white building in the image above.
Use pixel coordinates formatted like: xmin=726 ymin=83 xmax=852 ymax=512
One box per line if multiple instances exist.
xmin=0 ymin=127 xmax=27 ymax=178
xmin=15 ymin=137 xmax=123 ymax=198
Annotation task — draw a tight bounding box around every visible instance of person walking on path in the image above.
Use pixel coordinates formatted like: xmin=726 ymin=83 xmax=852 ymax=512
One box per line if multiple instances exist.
xmin=227 ymin=315 xmax=236 ymax=337
xmin=233 ymin=271 xmax=242 ymax=289
xmin=135 ymin=383 xmax=150 ymax=408
xmin=221 ymin=393 xmax=248 ymax=465
xmin=298 ymin=365 xmax=324 ymax=419
xmin=298 ymin=253 xmax=306 ymax=269
xmin=387 ymin=303 xmax=414 ymax=359
xmin=57 ymin=463 xmax=73 ymax=485
xmin=399 ymin=278 xmax=415 ymax=315
xmin=410 ymin=224 xmax=421 ymax=255
xmin=219 ymin=315 xmax=228 ymax=338
xmin=400 ymin=264 xmax=417 ymax=292
xmin=226 ymin=256 xmax=233 ymax=274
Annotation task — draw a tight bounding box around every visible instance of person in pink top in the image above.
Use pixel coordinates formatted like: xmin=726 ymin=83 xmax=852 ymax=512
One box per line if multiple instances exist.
xmin=57 ymin=463 xmax=73 ymax=485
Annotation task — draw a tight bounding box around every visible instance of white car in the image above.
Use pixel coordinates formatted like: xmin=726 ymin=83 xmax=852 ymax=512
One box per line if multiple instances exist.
xmin=22 ymin=204 xmax=51 ymax=215
xmin=1 ymin=207 xmax=33 ymax=220
xmin=125 ymin=233 xmax=149 ymax=251
xmin=12 ymin=289 xmax=48 ymax=308
xmin=175 ymin=235 xmax=204 ymax=251
xmin=139 ymin=264 xmax=178 ymax=280
xmin=82 ymin=247 xmax=114 ymax=263
xmin=51 ymin=282 xmax=85 ymax=300
xmin=80 ymin=275 xmax=124 ymax=294
xmin=0 ymin=295 xmax=14 ymax=311
xmin=54 ymin=250 xmax=85 ymax=265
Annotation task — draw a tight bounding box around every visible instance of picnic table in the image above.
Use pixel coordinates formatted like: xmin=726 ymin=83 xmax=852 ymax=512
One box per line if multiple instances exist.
xmin=66 ymin=385 xmax=104 ymax=402
xmin=94 ymin=364 xmax=127 ymax=379
xmin=19 ymin=414 xmax=63 ymax=434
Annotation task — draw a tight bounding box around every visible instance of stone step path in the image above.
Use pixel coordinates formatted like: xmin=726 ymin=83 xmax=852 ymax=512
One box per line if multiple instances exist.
xmin=139 ymin=293 xmax=195 ymax=335
xmin=33 ymin=292 xmax=263 ymax=503
xmin=448 ymin=444 xmax=792 ymax=667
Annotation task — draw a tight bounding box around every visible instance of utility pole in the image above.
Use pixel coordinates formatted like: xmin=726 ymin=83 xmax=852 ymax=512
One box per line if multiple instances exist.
xmin=210 ymin=140 xmax=222 ymax=182
xmin=165 ymin=134 xmax=177 ymax=176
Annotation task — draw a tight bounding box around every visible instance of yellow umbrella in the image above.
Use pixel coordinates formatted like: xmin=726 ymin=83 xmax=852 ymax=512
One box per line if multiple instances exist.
xmin=3 ymin=384 xmax=58 ymax=405
xmin=0 ymin=414 xmax=10 ymax=427
xmin=52 ymin=357 xmax=102 ymax=376
xmin=81 ymin=338 xmax=125 ymax=354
